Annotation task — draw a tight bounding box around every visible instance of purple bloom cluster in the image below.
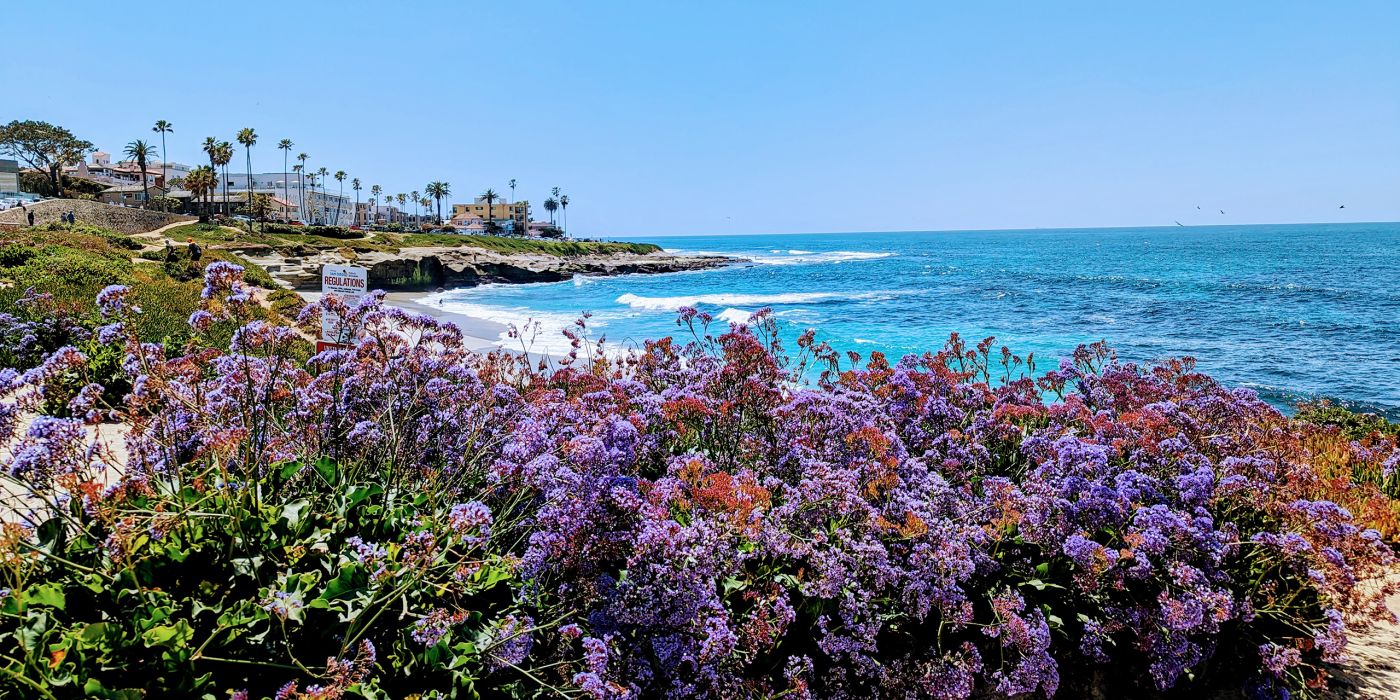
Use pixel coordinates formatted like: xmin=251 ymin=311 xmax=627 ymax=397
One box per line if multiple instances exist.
xmin=17 ymin=284 xmax=1396 ymax=699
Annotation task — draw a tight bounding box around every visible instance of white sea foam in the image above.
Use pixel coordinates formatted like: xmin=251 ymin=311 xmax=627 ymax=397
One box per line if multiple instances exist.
xmin=853 ymin=338 xmax=877 ymax=345
xmin=615 ymin=291 xmax=894 ymax=311
xmin=426 ymin=298 xmax=609 ymax=358
xmin=717 ymin=308 xmax=754 ymax=324
xmin=746 ymin=250 xmax=893 ymax=266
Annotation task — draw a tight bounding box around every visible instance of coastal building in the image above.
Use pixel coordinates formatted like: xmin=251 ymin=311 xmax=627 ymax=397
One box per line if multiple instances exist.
xmin=225 ymin=172 xmax=354 ymax=225
xmin=64 ymin=151 xmax=164 ymax=188
xmin=0 ymin=159 xmax=18 ymax=196
xmin=450 ymin=198 xmax=528 ymax=231
xmin=99 ymin=184 xmax=160 ymax=206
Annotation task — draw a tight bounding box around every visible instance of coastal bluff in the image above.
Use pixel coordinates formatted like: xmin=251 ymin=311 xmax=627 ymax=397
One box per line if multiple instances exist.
xmin=234 ymin=243 xmax=735 ymax=290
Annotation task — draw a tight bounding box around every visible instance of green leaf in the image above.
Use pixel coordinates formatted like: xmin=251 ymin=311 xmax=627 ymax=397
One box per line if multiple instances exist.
xmin=142 ymin=620 xmax=194 ymax=648
xmin=281 ymin=500 xmax=310 ymax=528
xmin=25 ymin=583 xmax=66 ymax=610
xmin=279 ymin=460 xmax=303 ymax=481
xmin=37 ymin=517 xmax=66 ymax=554
xmin=314 ymin=457 xmax=339 ymax=485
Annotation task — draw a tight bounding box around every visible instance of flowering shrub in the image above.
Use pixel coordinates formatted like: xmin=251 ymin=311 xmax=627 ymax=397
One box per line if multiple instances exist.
xmin=1 ymin=267 xmax=1397 ymax=699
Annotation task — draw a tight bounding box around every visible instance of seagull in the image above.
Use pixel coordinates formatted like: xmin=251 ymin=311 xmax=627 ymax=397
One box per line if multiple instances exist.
xmin=1219 ymin=209 xmax=1226 ymax=215
xmin=1196 ymin=205 xmax=1201 ymax=210
xmin=1175 ymin=221 xmax=1184 ymax=226
xmin=1339 ymin=204 xmax=1346 ymax=209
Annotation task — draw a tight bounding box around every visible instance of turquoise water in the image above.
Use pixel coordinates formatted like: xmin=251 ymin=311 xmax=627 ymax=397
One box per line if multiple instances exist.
xmin=424 ymin=223 xmax=1400 ymax=417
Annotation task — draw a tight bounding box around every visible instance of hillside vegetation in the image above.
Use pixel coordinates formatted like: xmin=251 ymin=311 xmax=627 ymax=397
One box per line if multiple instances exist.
xmin=164 ymin=223 xmax=662 ymax=257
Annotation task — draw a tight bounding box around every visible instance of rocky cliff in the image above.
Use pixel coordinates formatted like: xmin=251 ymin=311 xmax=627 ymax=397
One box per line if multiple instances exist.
xmin=231 ymin=244 xmax=735 ymax=290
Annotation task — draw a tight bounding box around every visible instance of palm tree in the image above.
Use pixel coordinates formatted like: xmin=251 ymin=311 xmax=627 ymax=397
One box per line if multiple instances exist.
xmin=123 ymin=139 xmax=156 ymax=208
xmin=334 ymin=170 xmax=347 ymax=225
xmin=425 ymin=181 xmax=450 ymax=224
xmin=296 ymin=152 xmax=309 ymax=221
xmin=152 ymin=120 xmax=173 ymax=192
xmin=352 ymin=178 xmax=362 ymax=227
xmin=316 ymin=167 xmax=329 ymax=223
xmin=214 ymin=141 xmax=233 ymax=216
xmin=371 ymin=184 xmax=382 ymax=224
xmin=201 ymin=137 xmax=218 ymax=176
xmin=396 ymin=193 xmax=407 ymax=225
xmin=184 ymin=166 xmax=217 ymax=221
xmin=480 ymin=188 xmax=500 ymax=234
xmin=410 ymin=190 xmax=421 ymax=226
xmin=559 ymin=194 xmax=569 ymax=235
xmin=543 ymin=197 xmax=558 ymax=226
xmin=420 ymin=196 xmax=432 ymax=227
xmin=508 ymin=178 xmax=517 ymax=204
xmin=278 ymin=139 xmax=293 ymax=221
xmin=236 ymin=128 xmax=257 ymax=225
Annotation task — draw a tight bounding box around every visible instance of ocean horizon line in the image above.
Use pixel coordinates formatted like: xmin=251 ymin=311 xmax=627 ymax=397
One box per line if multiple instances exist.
xmin=616 ymin=219 xmax=1400 ymax=239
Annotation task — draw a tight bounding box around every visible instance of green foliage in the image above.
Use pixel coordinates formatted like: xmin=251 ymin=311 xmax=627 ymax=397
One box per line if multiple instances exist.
xmin=1 ymin=460 xmax=516 ymax=698
xmin=1295 ymin=402 xmax=1400 ymax=440
xmin=262 ymin=223 xmax=364 ymax=240
xmin=399 ymin=233 xmax=661 ymax=256
xmin=267 ymin=289 xmax=306 ymax=319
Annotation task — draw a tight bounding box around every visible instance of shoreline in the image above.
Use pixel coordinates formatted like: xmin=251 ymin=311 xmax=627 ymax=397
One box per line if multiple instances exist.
xmin=297 ymin=290 xmax=510 ymax=353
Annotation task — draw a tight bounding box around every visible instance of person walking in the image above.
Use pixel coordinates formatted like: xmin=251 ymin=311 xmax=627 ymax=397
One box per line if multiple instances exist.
xmin=164 ymin=239 xmax=175 ymax=261
xmin=187 ymin=237 xmax=202 ymax=261
xmin=26 ymin=211 xmax=34 ymax=226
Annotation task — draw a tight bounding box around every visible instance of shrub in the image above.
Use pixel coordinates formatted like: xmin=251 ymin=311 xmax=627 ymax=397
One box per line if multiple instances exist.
xmin=0 ymin=285 xmax=1396 ymax=699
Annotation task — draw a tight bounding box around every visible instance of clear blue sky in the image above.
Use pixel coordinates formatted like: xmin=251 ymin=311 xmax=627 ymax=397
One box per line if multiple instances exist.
xmin=4 ymin=1 xmax=1397 ymax=236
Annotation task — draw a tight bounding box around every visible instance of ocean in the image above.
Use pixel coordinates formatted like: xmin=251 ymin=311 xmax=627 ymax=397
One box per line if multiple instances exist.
xmin=423 ymin=223 xmax=1400 ymax=417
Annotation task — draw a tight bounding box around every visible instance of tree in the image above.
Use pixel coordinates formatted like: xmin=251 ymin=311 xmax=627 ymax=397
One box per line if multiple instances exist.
xmin=420 ymin=196 xmax=432 ymax=226
xmin=480 ymin=188 xmax=500 ymax=234
xmin=278 ymin=139 xmax=294 ymax=221
xmin=236 ymin=128 xmax=258 ymax=227
xmin=410 ymin=190 xmax=421 ymax=226
xmin=335 ymin=171 xmax=348 ymax=225
xmin=122 ymin=139 xmax=156 ymax=208
xmin=183 ymin=166 xmax=217 ymax=221
xmin=201 ymin=137 xmax=218 ymax=190
xmin=152 ymin=120 xmax=173 ymax=191
xmin=316 ymin=167 xmax=329 ymax=224
xmin=543 ymin=197 xmax=558 ymax=226
xmin=396 ymin=193 xmax=407 ymax=224
xmin=508 ymin=178 xmax=516 ymax=204
xmin=371 ymin=184 xmax=382 ymax=225
xmin=352 ymin=178 xmax=362 ymax=227
xmin=296 ymin=153 xmax=309 ymax=221
xmin=559 ymin=194 xmax=569 ymax=235
xmin=214 ymin=141 xmax=233 ymax=216
xmin=0 ymin=120 xmax=95 ymax=197
xmin=425 ymin=181 xmax=450 ymax=224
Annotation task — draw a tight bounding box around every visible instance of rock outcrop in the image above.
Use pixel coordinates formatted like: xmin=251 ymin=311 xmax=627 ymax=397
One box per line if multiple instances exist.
xmin=232 ymin=244 xmax=735 ymax=290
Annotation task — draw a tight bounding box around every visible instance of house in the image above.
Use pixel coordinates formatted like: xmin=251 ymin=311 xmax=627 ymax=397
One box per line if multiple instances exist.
xmin=100 ymin=184 xmax=161 ymax=206
xmin=449 ymin=197 xmax=528 ymax=231
xmin=0 ymin=159 xmax=18 ymax=197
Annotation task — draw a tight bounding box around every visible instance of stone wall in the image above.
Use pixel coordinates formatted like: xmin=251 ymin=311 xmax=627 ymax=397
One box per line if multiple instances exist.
xmin=0 ymin=199 xmax=194 ymax=234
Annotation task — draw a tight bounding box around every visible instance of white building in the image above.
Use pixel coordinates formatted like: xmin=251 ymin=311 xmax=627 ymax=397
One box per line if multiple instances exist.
xmin=226 ymin=172 xmax=355 ymax=225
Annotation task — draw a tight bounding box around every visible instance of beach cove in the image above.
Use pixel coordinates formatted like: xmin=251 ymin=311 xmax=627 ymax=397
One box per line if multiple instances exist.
xmin=416 ymin=222 xmax=1400 ymax=417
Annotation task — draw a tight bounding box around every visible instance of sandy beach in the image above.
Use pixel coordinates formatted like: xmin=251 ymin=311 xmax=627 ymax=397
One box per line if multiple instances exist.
xmin=298 ymin=290 xmax=510 ymax=353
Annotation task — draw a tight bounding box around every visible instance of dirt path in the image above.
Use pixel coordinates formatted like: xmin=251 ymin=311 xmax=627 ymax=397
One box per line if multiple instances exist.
xmin=1330 ymin=586 xmax=1400 ymax=698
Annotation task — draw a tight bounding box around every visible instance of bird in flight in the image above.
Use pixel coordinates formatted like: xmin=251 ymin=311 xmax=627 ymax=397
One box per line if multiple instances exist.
xmin=1175 ymin=221 xmax=1184 ymax=226
xmin=1219 ymin=209 xmax=1226 ymax=215
xmin=1339 ymin=204 xmax=1346 ymax=209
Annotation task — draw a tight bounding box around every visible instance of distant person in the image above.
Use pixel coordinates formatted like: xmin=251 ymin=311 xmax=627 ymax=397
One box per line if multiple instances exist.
xmin=164 ymin=239 xmax=175 ymax=261
xmin=26 ymin=211 xmax=34 ymax=226
xmin=187 ymin=238 xmax=202 ymax=261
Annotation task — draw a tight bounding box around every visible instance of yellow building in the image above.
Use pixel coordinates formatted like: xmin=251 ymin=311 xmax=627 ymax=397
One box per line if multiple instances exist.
xmin=450 ymin=198 xmax=528 ymax=230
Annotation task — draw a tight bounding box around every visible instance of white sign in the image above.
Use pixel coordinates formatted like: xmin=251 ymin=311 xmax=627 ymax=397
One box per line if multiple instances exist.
xmin=320 ymin=264 xmax=368 ymax=344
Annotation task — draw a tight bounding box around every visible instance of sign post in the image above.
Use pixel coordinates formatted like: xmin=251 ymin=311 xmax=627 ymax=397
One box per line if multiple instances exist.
xmin=318 ymin=264 xmax=368 ymax=352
